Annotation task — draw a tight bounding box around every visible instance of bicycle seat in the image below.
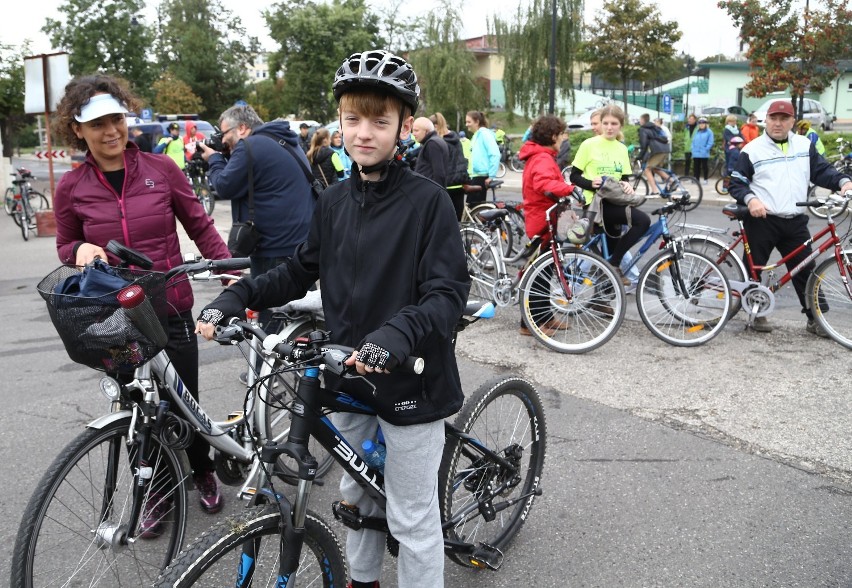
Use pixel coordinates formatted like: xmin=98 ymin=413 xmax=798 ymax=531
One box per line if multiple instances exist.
xmin=488 ymin=180 xmax=504 ymax=189
xmin=476 ymin=208 xmax=508 ymax=222
xmin=722 ymin=203 xmax=750 ymax=220
xmin=462 ymin=184 xmax=483 ymax=193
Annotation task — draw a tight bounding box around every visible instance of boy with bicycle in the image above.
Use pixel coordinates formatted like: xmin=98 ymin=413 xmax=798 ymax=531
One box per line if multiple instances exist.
xmin=196 ymin=50 xmax=470 ymax=588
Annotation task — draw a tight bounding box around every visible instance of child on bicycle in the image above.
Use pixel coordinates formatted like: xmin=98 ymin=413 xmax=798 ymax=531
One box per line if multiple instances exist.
xmin=195 ymin=50 xmax=470 ymax=588
xmin=726 ymin=136 xmax=743 ymax=176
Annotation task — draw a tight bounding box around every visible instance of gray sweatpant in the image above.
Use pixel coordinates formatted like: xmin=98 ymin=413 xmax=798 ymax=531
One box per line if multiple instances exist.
xmin=331 ymin=412 xmax=445 ymax=587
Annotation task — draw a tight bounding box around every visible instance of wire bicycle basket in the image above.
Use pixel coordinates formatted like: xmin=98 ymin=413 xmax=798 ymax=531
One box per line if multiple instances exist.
xmin=37 ymin=264 xmax=168 ymax=372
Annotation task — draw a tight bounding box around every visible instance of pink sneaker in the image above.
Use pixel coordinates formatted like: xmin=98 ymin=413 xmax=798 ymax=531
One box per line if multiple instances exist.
xmin=194 ymin=470 xmax=223 ymax=513
xmin=138 ymin=493 xmax=168 ymax=539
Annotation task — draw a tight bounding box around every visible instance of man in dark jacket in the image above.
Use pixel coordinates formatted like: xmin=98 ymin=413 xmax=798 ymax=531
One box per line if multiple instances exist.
xmin=637 ymin=113 xmax=671 ymax=193
xmin=411 ymin=117 xmax=449 ymax=186
xmin=198 ymin=105 xmax=315 ymax=320
xmin=298 ymin=122 xmax=311 ymax=153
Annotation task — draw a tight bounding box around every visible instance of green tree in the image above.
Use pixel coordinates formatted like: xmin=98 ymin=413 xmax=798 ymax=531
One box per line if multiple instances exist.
xmin=43 ymin=0 xmax=154 ymax=92
xmin=579 ymin=0 xmax=682 ymax=119
xmin=264 ymin=0 xmax=382 ymax=122
xmin=719 ymin=0 xmax=851 ymax=112
xmin=407 ymin=3 xmax=484 ymax=124
xmin=247 ymin=78 xmax=289 ymax=121
xmin=158 ymin=0 xmax=259 ymax=119
xmin=0 ymin=43 xmax=31 ymax=157
xmin=492 ymin=0 xmax=584 ymax=118
xmin=151 ymin=72 xmax=203 ymax=114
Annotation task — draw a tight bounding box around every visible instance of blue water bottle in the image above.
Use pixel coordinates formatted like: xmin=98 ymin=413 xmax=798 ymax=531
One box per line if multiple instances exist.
xmin=361 ymin=439 xmax=387 ymax=473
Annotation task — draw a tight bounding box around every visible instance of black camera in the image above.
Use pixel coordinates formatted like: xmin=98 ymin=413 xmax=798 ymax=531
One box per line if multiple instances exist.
xmin=200 ymin=130 xmax=226 ymax=153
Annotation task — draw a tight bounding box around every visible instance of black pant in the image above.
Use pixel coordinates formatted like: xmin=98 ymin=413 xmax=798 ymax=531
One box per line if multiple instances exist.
xmin=693 ymin=158 xmax=709 ymax=181
xmin=466 ymin=176 xmax=489 ymax=206
xmin=683 ymin=152 xmax=692 ymax=177
xmin=447 ymin=187 xmax=465 ymax=221
xmin=742 ymin=214 xmax=816 ymax=318
xmin=599 ymin=201 xmax=651 ymax=267
xmin=163 ymin=311 xmax=213 ymax=474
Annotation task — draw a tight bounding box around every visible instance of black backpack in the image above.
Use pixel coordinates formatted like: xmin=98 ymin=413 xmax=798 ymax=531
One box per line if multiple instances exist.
xmin=446 ymin=141 xmax=470 ymax=187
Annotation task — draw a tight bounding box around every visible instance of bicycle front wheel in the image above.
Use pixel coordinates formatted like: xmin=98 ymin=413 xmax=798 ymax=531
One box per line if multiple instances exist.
xmin=636 ymin=249 xmax=731 ymax=347
xmin=496 ymin=162 xmax=507 ymax=178
xmin=807 ymin=255 xmax=852 ymax=349
xmin=11 ymin=418 xmax=189 ymax=588
xmin=440 ymin=376 xmax=546 ymax=568
xmin=714 ymin=176 xmax=729 ymax=195
xmin=4 ymin=187 xmax=17 ymax=215
xmin=520 ymin=247 xmax=625 ymax=353
xmin=505 ymin=204 xmax=529 ymax=256
xmin=673 ymin=176 xmax=703 ymax=211
xmin=461 ymin=226 xmax=500 ymax=301
xmin=632 ymin=176 xmax=650 ymax=198
xmin=509 ymin=155 xmax=525 ymax=173
xmin=680 ymin=235 xmax=746 ymax=320
xmin=29 ymin=190 xmax=50 ymax=211
xmin=196 ymin=184 xmax=215 ymax=216
xmin=155 ymin=506 xmax=346 ymax=587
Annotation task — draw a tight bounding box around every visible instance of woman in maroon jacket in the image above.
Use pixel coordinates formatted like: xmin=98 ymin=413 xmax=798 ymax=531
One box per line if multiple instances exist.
xmin=53 ymin=74 xmax=231 ymax=535
xmin=517 ymin=115 xmax=577 ymax=336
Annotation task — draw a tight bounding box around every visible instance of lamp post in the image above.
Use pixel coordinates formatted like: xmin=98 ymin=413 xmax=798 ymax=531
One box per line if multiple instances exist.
xmin=548 ymin=0 xmax=557 ymax=114
xmin=798 ymin=0 xmax=810 ymax=119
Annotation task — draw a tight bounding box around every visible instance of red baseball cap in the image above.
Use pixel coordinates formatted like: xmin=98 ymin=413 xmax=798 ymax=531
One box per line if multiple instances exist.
xmin=767 ymin=101 xmax=795 ymax=117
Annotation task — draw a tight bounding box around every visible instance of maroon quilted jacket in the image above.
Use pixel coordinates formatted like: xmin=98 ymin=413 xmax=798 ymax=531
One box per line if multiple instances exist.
xmin=55 ymin=142 xmax=231 ymax=315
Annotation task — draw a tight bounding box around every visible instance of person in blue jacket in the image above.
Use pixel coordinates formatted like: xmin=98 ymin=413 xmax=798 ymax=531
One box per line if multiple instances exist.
xmin=690 ymin=117 xmax=714 ymax=185
xmin=465 ymin=110 xmax=501 ymax=205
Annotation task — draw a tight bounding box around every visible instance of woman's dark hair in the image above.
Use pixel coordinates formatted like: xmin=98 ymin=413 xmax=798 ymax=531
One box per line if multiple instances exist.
xmin=466 ymin=111 xmax=488 ymax=129
xmin=54 ymin=75 xmax=142 ymax=152
xmin=530 ymin=115 xmax=566 ymax=146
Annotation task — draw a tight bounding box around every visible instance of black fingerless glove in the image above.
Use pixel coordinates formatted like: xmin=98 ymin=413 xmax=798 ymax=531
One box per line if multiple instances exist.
xmin=197 ymin=294 xmax=246 ymax=326
xmin=356 ymin=342 xmax=399 ymax=371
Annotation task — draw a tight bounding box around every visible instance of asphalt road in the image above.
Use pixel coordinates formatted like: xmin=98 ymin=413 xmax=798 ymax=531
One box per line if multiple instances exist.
xmin=1 ymin=160 xmax=850 ymax=586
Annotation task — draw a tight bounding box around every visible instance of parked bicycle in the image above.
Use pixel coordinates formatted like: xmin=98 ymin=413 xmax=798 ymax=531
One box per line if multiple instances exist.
xmin=11 ymin=242 xmax=324 ymax=588
xmin=680 ymin=192 xmax=852 ymax=348
xmin=184 ymin=155 xmax=216 ymax=216
xmin=499 ymin=138 xmax=524 ymax=174
xmin=631 ymin=162 xmax=704 ymax=211
xmin=154 ymin=304 xmax=546 ymax=586
xmin=463 ymin=189 xmax=626 ymax=353
xmin=583 ymin=195 xmax=732 ymax=346
xmin=5 ymin=167 xmax=50 ymax=240
xmin=805 ymin=138 xmax=852 ymax=219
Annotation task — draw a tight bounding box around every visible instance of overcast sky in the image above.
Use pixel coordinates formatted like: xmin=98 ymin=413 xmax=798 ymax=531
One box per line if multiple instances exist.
xmin=4 ymin=0 xmax=741 ymax=62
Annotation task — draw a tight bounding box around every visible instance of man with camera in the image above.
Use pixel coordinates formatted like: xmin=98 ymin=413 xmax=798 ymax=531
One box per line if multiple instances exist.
xmin=198 ymin=105 xmax=315 ymax=317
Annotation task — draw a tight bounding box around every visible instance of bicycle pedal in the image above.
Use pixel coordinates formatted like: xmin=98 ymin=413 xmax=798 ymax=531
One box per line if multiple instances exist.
xmin=332 ymin=501 xmax=387 ymax=532
xmin=468 ymin=543 xmax=504 ymax=570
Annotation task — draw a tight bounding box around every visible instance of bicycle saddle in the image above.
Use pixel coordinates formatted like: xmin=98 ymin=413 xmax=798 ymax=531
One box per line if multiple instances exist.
xmin=476 ymin=208 xmax=508 ymax=222
xmin=722 ymin=203 xmax=750 ymax=220
xmin=488 ymin=180 xmax=504 ymax=189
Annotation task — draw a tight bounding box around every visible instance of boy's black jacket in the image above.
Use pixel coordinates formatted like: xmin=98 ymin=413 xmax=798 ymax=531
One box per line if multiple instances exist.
xmin=207 ymin=160 xmax=471 ymax=425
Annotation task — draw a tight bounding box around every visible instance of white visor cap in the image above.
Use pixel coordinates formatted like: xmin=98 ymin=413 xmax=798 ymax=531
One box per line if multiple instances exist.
xmin=75 ymin=93 xmax=129 ymax=123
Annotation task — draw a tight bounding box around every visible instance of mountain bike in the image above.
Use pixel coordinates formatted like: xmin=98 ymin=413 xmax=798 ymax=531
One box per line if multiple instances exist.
xmin=154 ymin=306 xmax=546 ymax=586
xmin=11 ymin=242 xmax=327 ymax=588
xmin=463 ymin=190 xmax=626 ymax=353
xmin=631 ymin=163 xmax=703 ymax=211
xmin=680 ymin=192 xmax=852 ymax=348
xmin=584 ymin=196 xmax=732 ymax=346
xmin=184 ymin=156 xmax=215 ymax=216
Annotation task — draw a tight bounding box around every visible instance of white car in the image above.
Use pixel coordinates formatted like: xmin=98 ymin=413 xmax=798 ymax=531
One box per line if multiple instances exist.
xmin=752 ymin=97 xmax=835 ymax=130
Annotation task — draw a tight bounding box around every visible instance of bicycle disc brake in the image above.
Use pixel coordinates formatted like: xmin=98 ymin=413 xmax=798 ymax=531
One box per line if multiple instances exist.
xmin=493 ymin=277 xmax=515 ymax=307
xmin=741 ymin=283 xmax=775 ymax=318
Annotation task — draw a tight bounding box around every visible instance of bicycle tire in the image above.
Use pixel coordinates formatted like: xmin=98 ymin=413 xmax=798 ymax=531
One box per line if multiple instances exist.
xmin=509 ymin=155 xmax=525 ymax=173
xmin=561 ymin=165 xmax=572 ymax=183
xmin=20 ymin=209 xmax=30 ymax=240
xmin=439 ymin=376 xmax=546 ymax=568
xmin=806 ymin=254 xmax=852 ymax=349
xmin=806 ymin=184 xmax=843 ymax=219
xmin=264 ymin=318 xmax=335 ymax=480
xmin=496 ymin=162 xmax=507 ymax=178
xmin=680 ymin=235 xmax=747 ymax=320
xmin=11 ymin=418 xmax=189 ymax=588
xmin=197 ymin=184 xmax=215 ymax=216
xmin=154 ymin=506 xmax=347 ymax=587
xmin=672 ymin=176 xmax=703 ymax=211
xmin=519 ymin=247 xmax=625 ymax=353
xmin=714 ymin=177 xmax=729 ymax=196
xmin=632 ymin=175 xmax=649 ymax=198
xmin=461 ymin=225 xmax=500 ymax=301
xmin=636 ymin=249 xmax=731 ymax=347
xmin=468 ymin=202 xmax=513 ymax=259
xmin=29 ymin=190 xmax=50 ymax=211
xmin=505 ymin=204 xmax=529 ymax=256
xmin=4 ymin=187 xmax=16 ymax=215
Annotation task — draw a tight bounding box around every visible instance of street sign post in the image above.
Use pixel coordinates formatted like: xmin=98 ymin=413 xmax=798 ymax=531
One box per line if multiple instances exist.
xmin=662 ymin=93 xmax=672 ymax=114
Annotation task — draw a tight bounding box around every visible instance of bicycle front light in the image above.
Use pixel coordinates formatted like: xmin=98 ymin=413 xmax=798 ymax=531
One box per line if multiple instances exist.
xmin=99 ymin=377 xmax=122 ymax=401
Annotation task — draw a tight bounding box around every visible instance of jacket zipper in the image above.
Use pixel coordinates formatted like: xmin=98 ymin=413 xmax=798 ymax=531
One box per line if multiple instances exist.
xmin=91 ymin=153 xmax=131 ymax=247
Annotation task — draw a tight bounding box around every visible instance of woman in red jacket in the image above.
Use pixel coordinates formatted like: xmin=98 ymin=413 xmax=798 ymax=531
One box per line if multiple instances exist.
xmin=517 ymin=114 xmax=577 ymax=336
xmin=53 ymin=74 xmax=232 ymax=535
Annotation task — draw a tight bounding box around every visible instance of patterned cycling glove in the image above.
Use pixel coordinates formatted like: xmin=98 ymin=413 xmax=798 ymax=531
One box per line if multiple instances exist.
xmin=356 ymin=342 xmax=399 ymax=371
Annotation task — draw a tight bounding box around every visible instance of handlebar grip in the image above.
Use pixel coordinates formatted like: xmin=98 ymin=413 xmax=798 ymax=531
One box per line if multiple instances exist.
xmin=211 ymin=258 xmax=251 ymax=271
xmin=402 ymin=355 xmax=425 ymax=375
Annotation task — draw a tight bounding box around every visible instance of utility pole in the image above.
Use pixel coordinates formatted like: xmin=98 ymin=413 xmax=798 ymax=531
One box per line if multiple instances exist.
xmin=548 ymin=0 xmax=557 ymax=114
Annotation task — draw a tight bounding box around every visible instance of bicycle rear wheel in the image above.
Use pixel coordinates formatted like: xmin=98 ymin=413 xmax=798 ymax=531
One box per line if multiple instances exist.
xmin=196 ymin=183 xmax=215 ymax=216
xmin=680 ymin=235 xmax=746 ymax=320
xmin=807 ymin=255 xmax=852 ymax=349
xmin=672 ymin=176 xmax=702 ymax=211
xmin=505 ymin=204 xmax=529 ymax=256
xmin=29 ymin=190 xmax=50 ymax=211
xmin=519 ymin=247 xmax=625 ymax=353
xmin=636 ymin=249 xmax=731 ymax=347
xmin=439 ymin=376 xmax=546 ymax=568
xmin=509 ymin=155 xmax=525 ymax=173
xmin=11 ymin=418 xmax=188 ymax=588
xmin=714 ymin=176 xmax=730 ymax=196
xmin=632 ymin=176 xmax=650 ymax=198
xmin=154 ymin=506 xmax=347 ymax=587
xmin=470 ymin=203 xmax=513 ymax=259
xmin=461 ymin=226 xmax=500 ymax=301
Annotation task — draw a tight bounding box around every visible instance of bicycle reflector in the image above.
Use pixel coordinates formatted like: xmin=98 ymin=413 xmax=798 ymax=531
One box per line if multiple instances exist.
xmin=99 ymin=377 xmax=121 ymax=401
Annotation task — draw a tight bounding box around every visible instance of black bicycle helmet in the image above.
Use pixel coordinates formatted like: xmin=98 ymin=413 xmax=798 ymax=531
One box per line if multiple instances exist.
xmin=333 ymin=50 xmax=420 ymax=113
